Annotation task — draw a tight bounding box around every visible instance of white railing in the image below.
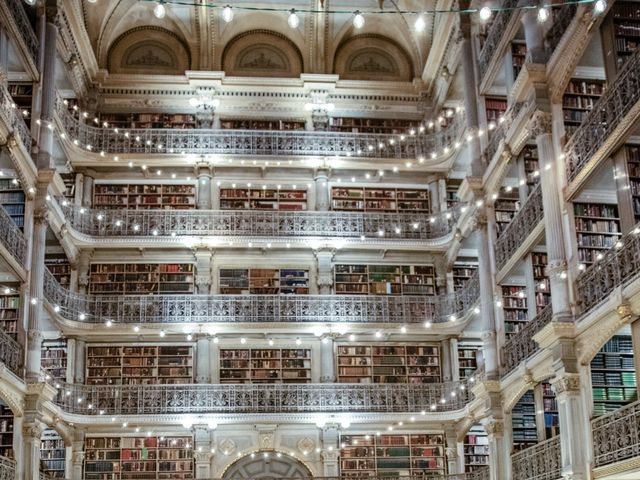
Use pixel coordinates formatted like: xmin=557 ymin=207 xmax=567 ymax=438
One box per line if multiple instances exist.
xmin=0 ymin=83 xmax=32 ymax=154
xmin=0 ymin=205 xmax=26 ymax=268
xmin=592 ymin=398 xmax=640 ymax=468
xmin=511 ymin=436 xmax=562 ymax=480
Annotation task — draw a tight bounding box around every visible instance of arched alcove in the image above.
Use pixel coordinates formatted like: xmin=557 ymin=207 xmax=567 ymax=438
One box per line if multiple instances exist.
xmin=333 ymin=35 xmax=413 ymax=81
xmin=222 ymin=452 xmax=312 ymax=479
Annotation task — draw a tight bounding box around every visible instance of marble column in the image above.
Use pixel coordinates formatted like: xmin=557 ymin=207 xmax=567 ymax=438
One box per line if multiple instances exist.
xmin=195 ymin=335 xmax=211 ymax=383
xmin=314 ymin=248 xmax=334 ymax=294
xmin=210 ymin=337 xmax=220 ymax=383
xmin=73 ymin=339 xmax=85 ymax=384
xmin=196 ymin=163 xmax=213 ymax=210
xmin=76 ymin=249 xmax=93 ymax=294
xmin=482 ymin=418 xmax=509 ymax=480
xmin=460 ymin=20 xmax=482 ymax=176
xmin=320 ymin=335 xmax=336 ymax=383
xmin=70 ymin=433 xmax=85 ymax=480
xmin=445 ymin=428 xmax=461 ymax=473
xmin=428 ymin=180 xmax=440 ymax=213
xmin=321 ymin=426 xmax=339 ymax=476
xmin=314 ymin=168 xmax=330 ymax=211
xmin=194 ymin=249 xmax=213 ymax=294
xmin=82 ymin=174 xmax=94 ymax=207
xmin=22 ymin=421 xmax=46 ymax=480
xmin=0 ymin=29 xmax=8 ymax=87
xmin=12 ymin=416 xmax=23 ymax=480
xmin=477 ymin=212 xmax=499 ymax=379
xmin=194 ymin=426 xmax=214 ymax=479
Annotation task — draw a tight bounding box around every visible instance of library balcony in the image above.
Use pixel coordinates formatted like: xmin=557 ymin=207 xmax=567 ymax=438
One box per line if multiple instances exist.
xmin=510 ymin=436 xmax=562 ymax=480
xmin=0 ymin=0 xmax=38 ymax=76
xmin=0 ymin=456 xmax=16 ymax=480
xmin=0 ymin=202 xmax=27 ymax=274
xmin=0 ymin=82 xmax=33 ymax=166
xmin=0 ymin=328 xmax=22 ymax=377
xmin=591 ymin=398 xmax=640 ymax=473
xmin=42 ymin=268 xmax=480 ymax=326
xmin=501 ymin=305 xmax=552 ymax=377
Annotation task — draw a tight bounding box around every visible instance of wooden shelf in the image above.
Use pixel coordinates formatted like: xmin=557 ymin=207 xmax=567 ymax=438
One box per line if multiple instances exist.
xmin=41 ymin=429 xmax=66 ymax=478
xmin=89 ymin=263 xmax=194 ymax=295
xmin=220 ymin=348 xmax=311 ymax=383
xmin=458 ymin=345 xmax=479 ymax=380
xmin=446 ymin=180 xmax=461 ymax=209
xmin=485 ymin=97 xmax=507 ymax=123
xmin=511 ymin=41 xmax=526 ymax=79
xmin=99 ymin=113 xmax=196 ymax=129
xmin=502 ymin=285 xmax=529 ymax=339
xmin=93 ymin=184 xmax=196 ymax=210
xmin=464 ymin=425 xmax=489 ymax=473
xmin=8 ymin=83 xmax=32 ymax=129
xmin=512 ymin=390 xmax=537 ymax=451
xmin=0 ymin=402 xmax=13 ymax=459
xmin=574 ymin=203 xmax=621 ymax=265
xmin=328 ymin=117 xmax=419 ymax=134
xmin=220 ymin=188 xmax=307 ymax=211
xmin=521 ymin=145 xmax=540 ymax=195
xmin=494 ymin=188 xmax=520 ymax=235
xmin=335 ymin=264 xmax=436 ymax=296
xmin=331 ymin=187 xmax=430 ymax=213
xmin=220 ymin=118 xmax=305 ymax=130
xmin=591 ymin=335 xmax=637 ymax=417
xmin=562 ymin=79 xmax=606 ymax=138
xmin=0 ymin=178 xmax=25 ymax=229
xmin=46 ymin=254 xmax=71 ymax=288
xmin=219 ymin=268 xmax=309 ymax=295
xmin=0 ymin=286 xmax=19 ymax=340
xmin=41 ymin=339 xmax=67 ymax=384
xmin=452 ymin=264 xmax=477 ymax=292
xmin=531 ymin=253 xmax=551 ymax=314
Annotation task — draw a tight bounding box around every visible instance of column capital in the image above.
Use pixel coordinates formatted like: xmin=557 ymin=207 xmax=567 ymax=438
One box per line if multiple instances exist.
xmin=22 ymin=420 xmax=47 ymax=440
xmin=484 ymin=419 xmax=504 ymax=437
xmin=551 ymin=373 xmax=581 ymax=396
xmin=530 ymin=110 xmax=553 ymax=137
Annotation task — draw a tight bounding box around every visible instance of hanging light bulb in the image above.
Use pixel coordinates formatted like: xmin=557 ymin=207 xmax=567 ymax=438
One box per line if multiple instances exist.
xmin=593 ymin=0 xmax=607 ymax=14
xmin=353 ymin=11 xmax=365 ymax=29
xmin=537 ymin=6 xmax=550 ymax=23
xmin=479 ymin=6 xmax=492 ymax=21
xmin=288 ymin=9 xmax=300 ymax=28
xmin=153 ymin=2 xmax=166 ymax=19
xmin=86 ymin=0 xmax=97 ymax=3
xmin=222 ymin=5 xmax=234 ymax=23
xmin=414 ymin=14 xmax=426 ymax=33
xmin=23 ymin=0 xmax=36 ymax=5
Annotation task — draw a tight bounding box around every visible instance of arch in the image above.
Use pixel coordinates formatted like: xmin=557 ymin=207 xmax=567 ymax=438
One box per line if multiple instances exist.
xmin=221 ymin=451 xmax=312 ymax=479
xmin=333 ymin=35 xmax=413 ymax=81
xmin=221 ymin=30 xmax=303 ymax=78
xmin=107 ymin=27 xmax=191 ymax=75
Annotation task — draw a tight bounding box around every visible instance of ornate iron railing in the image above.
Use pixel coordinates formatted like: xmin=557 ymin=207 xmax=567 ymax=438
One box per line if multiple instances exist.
xmin=84 ymin=476 xmax=484 ymax=480
xmin=3 ymin=0 xmax=39 ymax=65
xmin=575 ymin=225 xmax=640 ymax=314
xmin=465 ymin=467 xmax=490 ymax=480
xmin=57 ymin=200 xmax=464 ymax=241
xmin=592 ymin=398 xmax=640 ymax=468
xmin=54 ymin=96 xmax=465 ymax=159
xmin=0 ymin=84 xmax=32 ymax=154
xmin=477 ymin=0 xmax=519 ymax=82
xmin=494 ymin=183 xmax=543 ymax=271
xmin=0 ymin=456 xmax=15 ymax=480
xmin=43 ymin=265 xmax=480 ymax=325
xmin=0 ymin=205 xmax=26 ymax=268
xmin=511 ymin=436 xmax=562 ymax=480
xmin=0 ymin=328 xmax=22 ymax=376
xmin=565 ymin=49 xmax=640 ymax=183
xmin=54 ymin=381 xmax=472 ymax=415
xmin=482 ymin=99 xmax=528 ymax=164
xmin=545 ymin=3 xmax=578 ymax=53
xmin=502 ymin=305 xmax=552 ymax=376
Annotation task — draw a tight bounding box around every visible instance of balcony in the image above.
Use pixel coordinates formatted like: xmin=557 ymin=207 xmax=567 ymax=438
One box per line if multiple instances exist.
xmin=0 ymin=456 xmax=15 ymax=480
xmin=494 ymin=183 xmax=544 ymax=273
xmin=501 ymin=305 xmax=552 ymax=376
xmin=0 ymin=329 xmax=22 ymax=377
xmin=591 ymin=398 xmax=640 ymax=470
xmin=0 ymin=83 xmax=32 ymax=156
xmin=0 ymin=204 xmax=27 ymax=271
xmin=0 ymin=0 xmax=38 ymax=69
xmin=477 ymin=0 xmax=519 ymax=87
xmin=511 ymin=436 xmax=562 ymax=480
xmin=43 ymin=268 xmax=480 ymax=326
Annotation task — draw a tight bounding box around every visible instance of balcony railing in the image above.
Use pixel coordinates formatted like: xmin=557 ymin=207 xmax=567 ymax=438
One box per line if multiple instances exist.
xmin=575 ymin=226 xmax=640 ymax=314
xmin=565 ymin=49 xmax=640 ymax=184
xmin=511 ymin=436 xmax=562 ymax=480
xmin=0 ymin=328 xmax=22 ymax=376
xmin=1 ymin=84 xmax=32 ymax=154
xmin=477 ymin=0 xmax=519 ymax=82
xmin=43 ymin=267 xmax=480 ymax=325
xmin=54 ymin=381 xmax=472 ymax=415
xmin=83 ymin=476 xmax=486 ymax=480
xmin=502 ymin=305 xmax=552 ymax=376
xmin=545 ymin=3 xmax=578 ymax=53
xmin=3 ymin=0 xmax=38 ymax=65
xmin=494 ymin=183 xmax=543 ymax=271
xmin=592 ymin=398 xmax=640 ymax=468
xmin=57 ymin=200 xmax=464 ymax=242
xmin=54 ymin=96 xmax=465 ymax=160
xmin=0 ymin=456 xmax=15 ymax=480
xmin=0 ymin=205 xmax=26 ymax=268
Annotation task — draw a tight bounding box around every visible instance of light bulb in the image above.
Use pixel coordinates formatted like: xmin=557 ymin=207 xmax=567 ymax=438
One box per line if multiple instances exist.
xmin=222 ymin=5 xmax=234 ymax=23
xmin=537 ymin=7 xmax=549 ymax=23
xmin=593 ymin=0 xmax=607 ymax=14
xmin=189 ymin=97 xmax=199 ymax=107
xmin=24 ymin=0 xmax=36 ymax=5
xmin=87 ymin=0 xmax=97 ymax=3
xmin=479 ymin=6 xmax=492 ymax=21
xmin=153 ymin=2 xmax=166 ymax=19
xmin=288 ymin=9 xmax=300 ymax=28
xmin=414 ymin=14 xmax=426 ymax=33
xmin=353 ymin=11 xmax=365 ymax=29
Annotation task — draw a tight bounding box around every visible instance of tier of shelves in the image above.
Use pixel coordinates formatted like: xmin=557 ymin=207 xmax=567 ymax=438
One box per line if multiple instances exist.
xmin=331 ymin=187 xmax=431 ymax=213
xmin=328 ymin=117 xmax=419 ymax=134
xmin=622 ymin=145 xmax=640 ymax=223
xmin=7 ymin=83 xmax=32 ymax=129
xmin=41 ymin=429 xmax=65 ymax=478
xmin=46 ymin=254 xmax=71 ymax=288
xmin=334 ymin=264 xmax=436 ymax=296
xmin=219 ymin=268 xmax=309 ymax=295
xmin=458 ymin=345 xmax=480 ymax=380
xmin=336 ymin=344 xmax=441 ymax=384
xmin=511 ymin=41 xmax=526 ymax=78
xmin=220 ymin=188 xmax=307 ymax=211
xmin=494 ymin=188 xmax=520 ymax=236
xmin=41 ymin=339 xmax=67 ymax=384
xmin=562 ymin=79 xmax=606 ymax=138
xmin=591 ymin=335 xmax=637 ymax=417
xmin=0 ymin=403 xmax=12 ymax=459
xmin=446 ymin=180 xmax=461 ymax=209
xmin=501 ymin=285 xmax=529 ymax=339
xmin=89 ymin=263 xmax=195 ymax=295
xmin=93 ymin=184 xmax=196 ymax=210
xmin=605 ymin=2 xmax=640 ymax=74
xmin=99 ymin=113 xmax=196 ymax=129
xmin=452 ymin=264 xmax=477 ymax=292
xmin=573 ymin=203 xmax=621 ymax=265
xmin=220 ymin=119 xmax=305 ymax=130
xmin=0 ymin=287 xmax=20 ymax=340
xmin=531 ymin=252 xmax=551 ymax=314
xmin=521 ymin=145 xmax=540 ymax=195
xmin=464 ymin=425 xmax=489 ymax=473
xmin=512 ymin=390 xmax=537 ymax=451
xmin=219 ymin=348 xmax=311 ymax=383
xmin=0 ymin=178 xmax=25 ymax=229
xmin=485 ymin=97 xmax=507 ymax=123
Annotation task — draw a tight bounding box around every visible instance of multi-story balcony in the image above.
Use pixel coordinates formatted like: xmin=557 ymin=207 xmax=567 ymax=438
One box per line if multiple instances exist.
xmin=510 ymin=436 xmax=562 ymax=480
xmin=0 ymin=0 xmax=38 ymax=73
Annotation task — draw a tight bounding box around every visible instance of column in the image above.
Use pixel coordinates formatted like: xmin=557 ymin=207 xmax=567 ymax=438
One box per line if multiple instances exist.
xmin=29 ymin=7 xmax=46 ymax=140
xmin=631 ymin=318 xmax=640 ymax=377
xmin=445 ymin=428 xmax=461 ymax=474
xmin=521 ymin=2 xmax=546 ymax=63
xmin=0 ymin=29 xmax=8 ymax=87
xmin=320 ymin=335 xmax=336 ymax=383
xmin=428 ymin=180 xmax=440 ymax=213
xmin=321 ymin=426 xmax=339 ymax=476
xmin=82 ymin=174 xmax=93 ymax=207
xmin=532 ymin=112 xmax=572 ymax=321
xmin=194 ymin=249 xmax=213 ymax=294
xmin=76 ymin=249 xmax=93 ymax=294
xmin=210 ymin=337 xmax=220 ymax=383
xmin=12 ymin=416 xmax=23 ymax=480
xmin=460 ymin=18 xmax=482 ymax=176
xmin=196 ymin=163 xmax=213 ymax=209
xmin=196 ymin=335 xmax=211 ymax=383
xmin=35 ymin=1 xmax=57 ymax=171
xmin=315 ymin=248 xmax=334 ymax=294
xmin=438 ymin=178 xmax=448 ymax=212
xmin=450 ymin=338 xmax=460 ymax=381
xmin=482 ymin=418 xmax=509 ymax=480
xmin=194 ymin=426 xmax=214 ymax=479
xmin=70 ymin=433 xmax=85 ymax=480
xmin=65 ymin=338 xmax=76 ymax=383
xmin=441 ymin=340 xmax=452 ymax=382
xmin=477 ymin=213 xmax=499 ymax=379
xmin=74 ymin=339 xmax=85 ymax=383
xmin=314 ymin=168 xmax=330 ymax=211
xmin=22 ymin=421 xmax=46 ymax=480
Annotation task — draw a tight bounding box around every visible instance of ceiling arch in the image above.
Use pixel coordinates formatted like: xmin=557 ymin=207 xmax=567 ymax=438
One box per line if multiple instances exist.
xmin=221 ymin=451 xmax=313 ymax=479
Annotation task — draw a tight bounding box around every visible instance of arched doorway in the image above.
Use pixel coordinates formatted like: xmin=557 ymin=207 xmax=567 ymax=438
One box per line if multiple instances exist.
xmin=222 ymin=452 xmax=312 ymax=479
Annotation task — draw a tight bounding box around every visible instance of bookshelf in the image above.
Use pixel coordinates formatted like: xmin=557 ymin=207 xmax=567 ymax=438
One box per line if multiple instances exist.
xmin=458 ymin=345 xmax=480 ymax=380
xmin=521 ymin=145 xmax=540 ymax=195
xmin=336 ymin=344 xmax=441 ymax=384
xmin=331 ymin=187 xmax=430 ymax=213
xmin=86 ymin=345 xmax=193 ymax=385
xmin=60 ymin=173 xmax=76 ymax=202
xmin=0 ymin=403 xmax=13 ymax=459
xmin=89 ymin=263 xmax=194 ymax=295
xmin=602 ymin=2 xmax=640 ymax=76
xmin=621 ymin=145 xmax=640 ymax=224
xmin=334 ymin=264 xmax=436 ymax=296
xmin=541 ymin=381 xmax=559 ymax=439
xmin=99 ymin=113 xmax=197 ymax=129
xmin=41 ymin=339 xmax=67 ymax=383
xmin=46 ymin=253 xmax=71 ymax=287
xmin=562 ymin=79 xmax=606 ymax=138
xmin=502 ymin=285 xmax=529 ymax=339
xmin=512 ymin=390 xmax=538 ymax=451
xmin=485 ymin=97 xmax=507 ymax=124
xmin=0 ymin=285 xmax=20 ymax=340
xmin=464 ymin=425 xmax=489 ymax=473
xmin=0 ymin=178 xmax=26 ymax=228
xmin=339 ymin=433 xmax=446 ymax=476
xmin=219 ymin=268 xmax=309 ymax=295
xmin=84 ymin=435 xmax=194 ymax=480
xmin=452 ymin=264 xmax=477 ymax=292
xmin=219 ymin=348 xmax=311 ymax=383
xmin=573 ymin=203 xmax=621 ymax=265
xmin=93 ymin=184 xmax=196 ymax=210
xmin=445 ymin=180 xmax=461 ymax=209
xmin=328 ymin=117 xmax=419 ymax=134
xmin=41 ymin=429 xmax=66 ymax=478
xmin=220 ymin=118 xmax=305 ymax=130
xmin=219 ymin=188 xmax=307 ymax=211
xmin=591 ymin=335 xmax=637 ymax=417
xmin=531 ymin=253 xmax=551 ymax=314
xmin=8 ymin=82 xmax=33 ymax=128
xmin=494 ymin=188 xmax=520 ymax=236
xmin=511 ymin=41 xmax=527 ymax=78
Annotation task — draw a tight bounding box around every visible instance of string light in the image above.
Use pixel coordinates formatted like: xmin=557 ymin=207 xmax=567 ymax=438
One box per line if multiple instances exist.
xmin=353 ymin=10 xmax=365 ymax=28
xmin=537 ymin=6 xmax=550 ymax=22
xmin=288 ymin=9 xmax=300 ymax=28
xmin=153 ymin=1 xmax=166 ymax=18
xmin=479 ymin=6 xmax=492 ymax=21
xmin=222 ymin=4 xmax=233 ymax=22
xmin=593 ymin=0 xmax=607 ymax=14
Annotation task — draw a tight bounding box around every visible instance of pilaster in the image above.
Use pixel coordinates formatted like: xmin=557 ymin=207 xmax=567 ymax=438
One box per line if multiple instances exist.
xmin=314 ymin=248 xmax=334 ymax=294
xmin=194 ymin=425 xmax=214 ymax=479
xmin=320 ymin=334 xmax=337 ymax=383
xmin=196 ymin=162 xmax=213 ymax=210
xmin=76 ymin=249 xmax=94 ymax=294
xmin=196 ymin=335 xmax=211 ymax=383
xmin=82 ymin=173 xmax=93 ymax=207
xmin=194 ymin=248 xmax=213 ymax=294
xmin=321 ymin=425 xmax=339 ymax=476
xmin=314 ymin=168 xmax=330 ymax=211
xmin=482 ymin=418 xmax=509 ymax=480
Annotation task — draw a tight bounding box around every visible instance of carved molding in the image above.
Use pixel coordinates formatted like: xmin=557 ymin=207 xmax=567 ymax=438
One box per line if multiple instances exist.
xmin=529 ymin=110 xmax=553 ymax=137
xmin=551 ymin=374 xmax=580 ymax=395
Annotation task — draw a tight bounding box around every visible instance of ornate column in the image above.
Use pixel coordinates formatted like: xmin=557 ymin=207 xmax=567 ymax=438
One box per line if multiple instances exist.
xmin=70 ymin=432 xmax=85 ymax=480
xmin=82 ymin=173 xmax=94 ymax=207
xmin=482 ymin=418 xmax=509 ymax=480
xmin=321 ymin=425 xmax=339 ymax=476
xmin=445 ymin=427 xmax=461 ymax=473
xmin=429 ymin=179 xmax=440 ymax=213
xmin=460 ymin=17 xmax=483 ymax=176
xmin=320 ymin=334 xmax=337 ymax=383
xmin=314 ymin=248 xmax=334 ymax=294
xmin=441 ymin=339 xmax=452 ymax=382
xmin=195 ymin=335 xmax=211 ymax=383
xmin=532 ymin=111 xmax=572 ymax=321
xmin=12 ymin=416 xmax=23 ymax=480
xmin=314 ymin=168 xmax=330 ymax=211
xmin=194 ymin=425 xmax=214 ymax=479
xmin=196 ymin=163 xmax=213 ymax=210
xmin=0 ymin=29 xmax=8 ymax=87
xmin=194 ymin=249 xmax=213 ymax=294
xmin=74 ymin=339 xmax=85 ymax=383
xmin=76 ymin=249 xmax=93 ymax=294
xmin=22 ymin=421 xmax=46 ymax=480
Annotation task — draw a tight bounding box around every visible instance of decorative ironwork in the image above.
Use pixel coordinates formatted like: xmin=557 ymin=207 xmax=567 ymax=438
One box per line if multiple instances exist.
xmin=576 ymin=225 xmax=640 ymax=314
xmin=502 ymin=305 xmax=552 ymax=376
xmin=477 ymin=0 xmax=519 ymax=82
xmin=0 ymin=84 xmax=32 ymax=154
xmin=465 ymin=467 xmax=490 ymax=480
xmin=592 ymin=398 xmax=640 ymax=467
xmin=511 ymin=436 xmax=562 ymax=480
xmin=565 ymin=49 xmax=640 ymax=183
xmin=43 ymin=265 xmax=480 ymax=325
xmin=57 ymin=199 xmax=464 ymax=241
xmin=494 ymin=183 xmax=543 ymax=271
xmin=545 ymin=3 xmax=578 ymax=53
xmin=2 ymin=0 xmax=39 ymax=65
xmin=0 ymin=205 xmax=26 ymax=268
xmin=54 ymin=96 xmax=465 ymax=160
xmin=483 ymin=99 xmax=528 ymax=164
xmin=55 ymin=381 xmax=472 ymax=415
xmin=0 ymin=456 xmax=16 ymax=480
xmin=0 ymin=328 xmax=23 ymax=376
